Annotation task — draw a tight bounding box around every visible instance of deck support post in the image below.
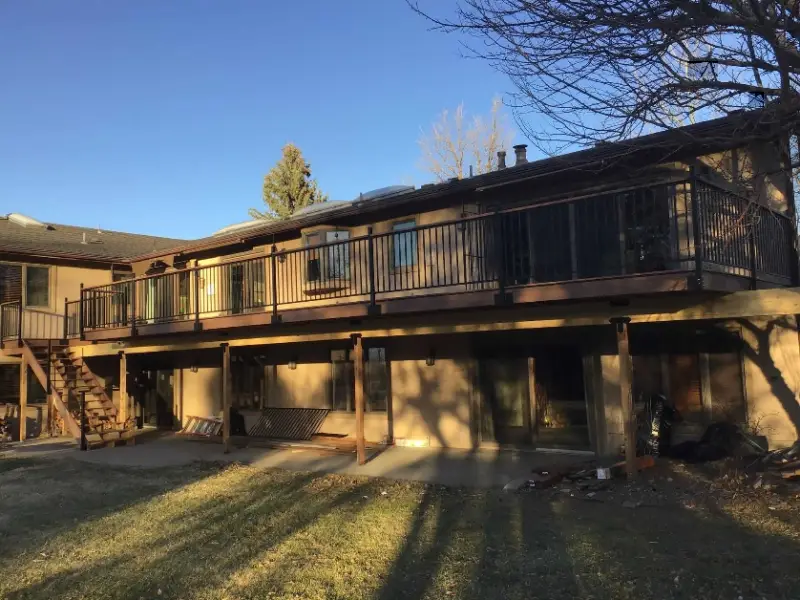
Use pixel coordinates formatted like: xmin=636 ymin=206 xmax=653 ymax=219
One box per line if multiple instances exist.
xmin=352 ymin=333 xmax=366 ymax=465
xmin=19 ymin=351 xmax=28 ymax=441
xmin=222 ymin=343 xmax=231 ymax=453
xmin=610 ymin=316 xmax=635 ymax=478
xmin=119 ymin=351 xmax=128 ymax=427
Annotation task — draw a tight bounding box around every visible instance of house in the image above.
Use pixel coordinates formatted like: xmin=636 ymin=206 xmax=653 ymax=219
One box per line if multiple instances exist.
xmin=2 ymin=110 xmax=799 ymax=459
xmin=0 ymin=214 xmax=183 ymax=440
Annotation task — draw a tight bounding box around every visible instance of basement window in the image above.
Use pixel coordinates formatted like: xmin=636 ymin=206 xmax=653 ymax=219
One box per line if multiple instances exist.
xmin=25 ymin=266 xmax=49 ymax=308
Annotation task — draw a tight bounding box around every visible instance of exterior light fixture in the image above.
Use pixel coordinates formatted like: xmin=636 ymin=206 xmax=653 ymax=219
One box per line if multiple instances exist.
xmin=288 ymin=359 xmax=297 ymax=370
xmin=190 ymin=365 xmax=199 ymax=373
xmin=426 ymin=350 xmax=435 ymax=367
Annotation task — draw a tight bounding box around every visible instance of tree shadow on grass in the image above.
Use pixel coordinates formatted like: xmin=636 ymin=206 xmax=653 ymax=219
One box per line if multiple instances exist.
xmin=370 ymin=463 xmax=800 ymax=600
xmin=0 ymin=458 xmax=226 ymax=562
xmin=4 ymin=465 xmax=386 ymax=600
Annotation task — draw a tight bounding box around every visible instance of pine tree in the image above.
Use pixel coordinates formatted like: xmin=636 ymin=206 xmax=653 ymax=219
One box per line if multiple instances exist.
xmin=249 ymin=144 xmax=327 ymax=220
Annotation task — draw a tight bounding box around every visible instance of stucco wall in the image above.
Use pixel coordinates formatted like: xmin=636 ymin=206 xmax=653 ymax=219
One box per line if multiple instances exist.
xmin=0 ymin=402 xmax=49 ymax=441
xmin=181 ymin=367 xmax=222 ymax=422
xmin=390 ymin=357 xmax=474 ymax=449
xmin=55 ymin=265 xmax=113 ymax=307
xmin=266 ymin=363 xmax=330 ymax=408
xmin=739 ymin=316 xmax=800 ymax=448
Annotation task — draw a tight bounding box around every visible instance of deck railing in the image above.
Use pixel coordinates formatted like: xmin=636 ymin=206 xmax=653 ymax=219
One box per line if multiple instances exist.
xmin=70 ymin=177 xmax=796 ymax=338
xmin=1 ymin=301 xmax=65 ymax=343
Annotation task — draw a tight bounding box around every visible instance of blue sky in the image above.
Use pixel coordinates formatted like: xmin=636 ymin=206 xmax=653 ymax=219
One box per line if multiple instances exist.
xmin=0 ymin=1 xmax=523 ymax=239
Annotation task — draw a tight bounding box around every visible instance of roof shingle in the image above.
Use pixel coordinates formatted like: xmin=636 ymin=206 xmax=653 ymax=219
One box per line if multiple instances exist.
xmin=0 ymin=217 xmax=185 ymax=262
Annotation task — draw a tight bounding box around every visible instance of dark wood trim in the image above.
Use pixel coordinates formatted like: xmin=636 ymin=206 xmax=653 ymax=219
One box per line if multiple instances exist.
xmin=512 ymin=271 xmax=691 ymax=303
xmin=74 ymin=269 xmax=783 ymax=344
xmin=610 ymin=317 xmax=635 ymax=478
xmin=222 ymin=343 xmax=231 ymax=454
xmin=19 ymin=351 xmax=28 ymax=440
xmin=352 ymin=334 xmax=365 ymax=465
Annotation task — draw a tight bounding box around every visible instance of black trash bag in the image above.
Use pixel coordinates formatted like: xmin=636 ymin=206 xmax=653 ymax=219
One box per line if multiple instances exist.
xmin=667 ymin=422 xmax=745 ymax=463
xmin=230 ymin=407 xmax=247 ymax=437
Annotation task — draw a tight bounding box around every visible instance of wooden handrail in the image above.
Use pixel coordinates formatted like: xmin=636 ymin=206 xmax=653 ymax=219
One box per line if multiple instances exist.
xmin=20 ymin=342 xmax=81 ymax=439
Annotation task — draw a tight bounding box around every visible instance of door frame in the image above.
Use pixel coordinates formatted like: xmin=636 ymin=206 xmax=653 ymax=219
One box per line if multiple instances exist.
xmin=476 ymin=355 xmax=537 ymax=448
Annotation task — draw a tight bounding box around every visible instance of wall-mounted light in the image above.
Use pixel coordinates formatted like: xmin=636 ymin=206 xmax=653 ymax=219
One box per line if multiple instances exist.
xmin=190 ymin=365 xmax=198 ymax=374
xmin=426 ymin=349 xmax=436 ymax=367
xmin=288 ymin=358 xmax=297 ymax=370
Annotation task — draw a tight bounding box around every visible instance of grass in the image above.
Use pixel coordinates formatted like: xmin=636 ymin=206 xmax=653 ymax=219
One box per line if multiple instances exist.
xmin=0 ymin=455 xmax=798 ymax=600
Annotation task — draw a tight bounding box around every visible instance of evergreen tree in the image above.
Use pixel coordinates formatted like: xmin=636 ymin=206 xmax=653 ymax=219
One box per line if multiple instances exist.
xmin=249 ymin=144 xmax=327 ymax=220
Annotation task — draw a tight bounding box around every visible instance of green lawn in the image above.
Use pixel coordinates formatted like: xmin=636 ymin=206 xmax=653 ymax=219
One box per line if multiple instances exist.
xmin=0 ymin=455 xmax=798 ymax=600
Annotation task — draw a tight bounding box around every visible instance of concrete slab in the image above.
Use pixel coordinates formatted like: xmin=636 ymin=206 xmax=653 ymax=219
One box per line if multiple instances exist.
xmin=39 ymin=434 xmax=591 ymax=488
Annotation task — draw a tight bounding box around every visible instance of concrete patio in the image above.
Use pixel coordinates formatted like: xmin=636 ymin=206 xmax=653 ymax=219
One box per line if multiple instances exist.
xmin=2 ymin=433 xmax=593 ymax=488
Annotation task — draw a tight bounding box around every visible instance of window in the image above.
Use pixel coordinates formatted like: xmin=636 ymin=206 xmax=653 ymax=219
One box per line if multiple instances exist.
xmin=232 ymin=358 xmax=264 ymax=410
xmin=305 ymin=232 xmax=323 ymax=282
xmin=25 ymin=266 xmax=49 ymax=307
xmin=392 ymin=220 xmax=417 ymax=267
xmin=0 ymin=264 xmax=22 ymax=303
xmin=330 ymin=349 xmax=354 ymax=411
xmin=325 ymin=230 xmax=350 ymax=279
xmin=305 ymin=230 xmax=350 ymax=282
xmin=366 ymin=347 xmax=389 ymax=412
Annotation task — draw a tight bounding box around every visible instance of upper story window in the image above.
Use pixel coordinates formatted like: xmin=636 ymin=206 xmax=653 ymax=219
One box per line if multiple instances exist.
xmin=25 ymin=266 xmax=49 ymax=308
xmin=304 ymin=229 xmax=350 ymax=282
xmin=392 ymin=220 xmax=417 ymax=268
xmin=0 ymin=264 xmax=22 ymax=304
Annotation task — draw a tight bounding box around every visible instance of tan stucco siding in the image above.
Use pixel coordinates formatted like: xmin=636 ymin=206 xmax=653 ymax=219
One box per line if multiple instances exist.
xmin=390 ymin=357 xmax=474 ymax=449
xmin=740 ymin=316 xmax=800 ymax=448
xmin=181 ymin=367 xmax=222 ymax=422
xmin=55 ymin=265 xmax=112 ymax=307
xmin=265 ymin=363 xmax=330 ymax=408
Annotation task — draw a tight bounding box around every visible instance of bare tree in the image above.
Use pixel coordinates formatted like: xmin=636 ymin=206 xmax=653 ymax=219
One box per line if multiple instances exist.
xmin=410 ymin=1 xmax=800 ymax=155
xmin=419 ymin=97 xmax=514 ymax=181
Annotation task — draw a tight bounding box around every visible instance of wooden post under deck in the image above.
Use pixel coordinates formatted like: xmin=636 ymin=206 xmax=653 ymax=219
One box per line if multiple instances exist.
xmin=222 ymin=343 xmax=231 ymax=453
xmin=19 ymin=352 xmax=28 ymax=441
xmin=610 ymin=317 xmax=635 ymax=477
xmin=352 ymin=334 xmax=365 ymax=465
xmin=118 ymin=352 xmax=128 ymax=427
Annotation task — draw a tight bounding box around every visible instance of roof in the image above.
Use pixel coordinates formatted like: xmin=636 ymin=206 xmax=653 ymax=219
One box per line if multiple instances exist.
xmin=4 ymin=108 xmax=786 ymax=266
xmin=134 ymin=108 xmax=787 ymax=262
xmin=0 ymin=215 xmax=185 ymax=263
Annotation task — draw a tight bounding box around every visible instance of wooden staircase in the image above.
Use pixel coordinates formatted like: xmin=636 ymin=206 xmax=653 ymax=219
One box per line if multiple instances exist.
xmin=23 ymin=342 xmax=135 ymax=448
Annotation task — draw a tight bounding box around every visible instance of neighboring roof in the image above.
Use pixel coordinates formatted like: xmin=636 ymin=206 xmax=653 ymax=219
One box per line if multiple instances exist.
xmin=135 ymin=108 xmax=785 ymax=262
xmin=0 ymin=214 xmax=185 ymax=263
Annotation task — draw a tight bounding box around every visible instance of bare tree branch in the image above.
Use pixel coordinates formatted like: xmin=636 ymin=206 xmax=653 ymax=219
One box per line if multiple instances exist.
xmin=419 ymin=97 xmax=515 ymax=181
xmin=410 ymin=0 xmax=800 ymax=151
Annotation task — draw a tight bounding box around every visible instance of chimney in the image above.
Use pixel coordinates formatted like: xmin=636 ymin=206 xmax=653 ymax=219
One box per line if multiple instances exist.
xmin=497 ymin=150 xmax=507 ymax=170
xmin=513 ymin=144 xmax=528 ymax=166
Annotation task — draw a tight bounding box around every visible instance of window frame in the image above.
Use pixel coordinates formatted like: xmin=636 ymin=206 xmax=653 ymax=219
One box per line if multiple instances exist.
xmin=24 ymin=265 xmax=50 ymax=309
xmin=391 ymin=219 xmax=418 ymax=269
xmin=303 ymin=227 xmax=351 ymax=283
